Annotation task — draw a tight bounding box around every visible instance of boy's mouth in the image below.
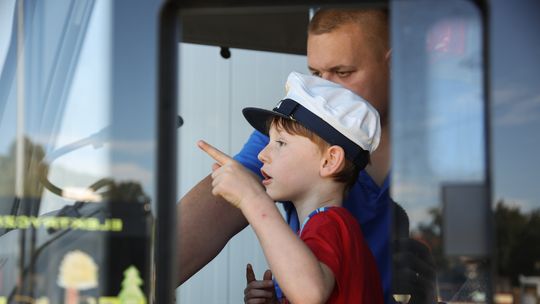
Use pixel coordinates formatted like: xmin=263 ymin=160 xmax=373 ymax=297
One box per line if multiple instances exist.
xmin=261 ymin=169 xmax=272 ymax=186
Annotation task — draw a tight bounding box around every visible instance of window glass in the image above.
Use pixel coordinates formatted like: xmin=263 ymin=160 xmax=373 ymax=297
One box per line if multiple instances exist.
xmin=490 ymin=1 xmax=540 ymax=303
xmin=391 ymin=0 xmax=489 ymax=302
xmin=0 ymin=0 xmax=158 ymax=302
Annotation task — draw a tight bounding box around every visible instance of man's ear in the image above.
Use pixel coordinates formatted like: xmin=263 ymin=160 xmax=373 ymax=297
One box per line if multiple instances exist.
xmin=385 ymin=48 xmax=392 ymax=70
xmin=320 ymin=145 xmax=346 ymax=177
xmin=385 ymin=48 xmax=392 ymax=61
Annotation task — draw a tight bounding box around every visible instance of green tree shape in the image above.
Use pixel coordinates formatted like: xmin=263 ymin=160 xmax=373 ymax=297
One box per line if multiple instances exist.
xmin=118 ymin=266 xmax=147 ymax=304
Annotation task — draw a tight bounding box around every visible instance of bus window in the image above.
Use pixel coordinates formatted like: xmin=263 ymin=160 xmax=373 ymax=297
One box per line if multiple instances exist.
xmin=491 ymin=1 xmax=540 ymax=303
xmin=0 ymin=0 xmax=159 ymax=302
xmin=391 ymin=0 xmax=489 ymax=302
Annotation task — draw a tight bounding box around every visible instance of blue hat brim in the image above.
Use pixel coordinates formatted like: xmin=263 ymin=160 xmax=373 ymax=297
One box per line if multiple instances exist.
xmin=242 ymin=107 xmax=291 ymax=136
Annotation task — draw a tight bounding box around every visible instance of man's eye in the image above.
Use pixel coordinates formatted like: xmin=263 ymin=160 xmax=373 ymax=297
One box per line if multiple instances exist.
xmin=310 ymin=71 xmax=321 ymax=77
xmin=336 ymin=71 xmax=352 ymax=77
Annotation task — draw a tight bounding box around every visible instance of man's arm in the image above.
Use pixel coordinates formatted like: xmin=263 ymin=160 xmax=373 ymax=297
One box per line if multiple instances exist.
xmin=176 ymin=175 xmax=248 ymax=285
xmin=177 ymin=131 xmax=268 ymax=285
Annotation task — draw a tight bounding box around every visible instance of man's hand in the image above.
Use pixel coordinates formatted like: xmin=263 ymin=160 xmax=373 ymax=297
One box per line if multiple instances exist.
xmin=197 ymin=140 xmax=267 ymax=209
xmin=393 ymin=238 xmax=437 ymax=304
xmin=244 ymin=264 xmax=277 ymax=304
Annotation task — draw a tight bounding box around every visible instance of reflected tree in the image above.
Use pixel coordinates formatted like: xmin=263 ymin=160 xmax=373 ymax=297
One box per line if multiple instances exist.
xmin=0 ymin=137 xmax=48 ymax=199
xmin=93 ymin=179 xmax=151 ymax=204
xmin=416 ymin=208 xmax=445 ymax=269
xmin=495 ymin=201 xmax=540 ymax=285
xmin=416 ymin=201 xmax=540 ymax=293
xmin=0 ymin=137 xmax=151 ymax=216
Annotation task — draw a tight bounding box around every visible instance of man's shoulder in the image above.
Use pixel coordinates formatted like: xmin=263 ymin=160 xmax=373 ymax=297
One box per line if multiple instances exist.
xmin=344 ymin=171 xmax=391 ymax=206
xmin=355 ymin=170 xmax=390 ymax=192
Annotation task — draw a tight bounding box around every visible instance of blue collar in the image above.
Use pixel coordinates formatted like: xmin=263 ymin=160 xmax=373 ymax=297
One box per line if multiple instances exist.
xmin=298 ymin=206 xmax=334 ymax=236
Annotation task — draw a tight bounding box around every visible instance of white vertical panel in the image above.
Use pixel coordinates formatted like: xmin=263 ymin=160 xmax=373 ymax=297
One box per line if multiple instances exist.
xmin=177 ymin=44 xmax=232 ymax=198
xmin=177 ymin=43 xmax=307 ymax=303
xmin=177 ymin=43 xmax=231 ymax=303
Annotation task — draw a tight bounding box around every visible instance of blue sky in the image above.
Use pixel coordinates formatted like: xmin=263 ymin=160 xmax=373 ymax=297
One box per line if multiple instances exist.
xmin=490 ymin=0 xmax=540 ymax=212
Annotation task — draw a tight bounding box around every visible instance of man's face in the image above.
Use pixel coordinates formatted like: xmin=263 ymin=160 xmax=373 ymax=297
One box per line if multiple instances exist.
xmin=307 ymin=23 xmax=390 ymax=125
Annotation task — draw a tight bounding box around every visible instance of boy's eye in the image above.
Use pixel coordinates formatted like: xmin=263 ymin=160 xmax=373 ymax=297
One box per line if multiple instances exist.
xmin=276 ymin=140 xmax=286 ymax=147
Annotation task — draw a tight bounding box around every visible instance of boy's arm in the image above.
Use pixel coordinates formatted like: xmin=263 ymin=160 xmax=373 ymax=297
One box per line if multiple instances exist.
xmin=199 ymin=140 xmax=335 ymax=304
xmin=243 ymin=194 xmax=335 ymax=304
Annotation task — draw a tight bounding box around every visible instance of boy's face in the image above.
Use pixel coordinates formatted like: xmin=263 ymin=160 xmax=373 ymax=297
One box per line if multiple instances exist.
xmin=257 ymin=125 xmax=324 ymax=202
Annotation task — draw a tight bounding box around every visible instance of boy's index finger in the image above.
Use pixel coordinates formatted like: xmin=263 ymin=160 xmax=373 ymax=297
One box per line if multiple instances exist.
xmin=197 ymin=140 xmax=233 ymax=165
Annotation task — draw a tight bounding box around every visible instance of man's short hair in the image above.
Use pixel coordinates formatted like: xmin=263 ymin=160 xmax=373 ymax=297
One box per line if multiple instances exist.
xmin=308 ymin=9 xmax=389 ymax=57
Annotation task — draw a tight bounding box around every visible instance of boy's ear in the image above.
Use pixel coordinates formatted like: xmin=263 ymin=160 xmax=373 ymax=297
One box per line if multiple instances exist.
xmin=320 ymin=145 xmax=346 ymax=177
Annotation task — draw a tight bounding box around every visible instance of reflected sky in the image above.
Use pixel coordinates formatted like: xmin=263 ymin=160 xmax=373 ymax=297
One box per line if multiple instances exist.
xmin=0 ymin=0 xmax=16 ymax=155
xmin=390 ymin=0 xmax=487 ymax=229
xmin=0 ymin=0 xmax=159 ymax=211
xmin=56 ymin=0 xmax=111 ymax=177
xmin=490 ymin=0 xmax=540 ymax=212
xmin=391 ymin=0 xmax=540 ymax=229
xmin=426 ymin=18 xmax=484 ymax=181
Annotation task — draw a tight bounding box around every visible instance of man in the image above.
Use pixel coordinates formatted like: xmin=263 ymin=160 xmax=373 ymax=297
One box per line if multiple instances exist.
xmin=200 ymin=71 xmax=384 ymax=303
xmin=177 ymin=8 xmax=435 ymax=304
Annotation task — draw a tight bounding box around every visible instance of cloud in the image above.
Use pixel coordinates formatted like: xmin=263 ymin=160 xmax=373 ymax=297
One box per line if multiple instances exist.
xmin=108 ymin=140 xmax=155 ymax=155
xmin=391 ymin=179 xmax=440 ymax=229
xmin=493 ymin=89 xmax=540 ymax=126
xmin=392 ymin=179 xmax=439 ymax=207
xmin=111 ymin=163 xmax=153 ymax=186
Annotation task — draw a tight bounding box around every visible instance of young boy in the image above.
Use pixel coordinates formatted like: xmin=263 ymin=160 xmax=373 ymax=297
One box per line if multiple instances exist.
xmin=198 ymin=72 xmax=383 ymax=303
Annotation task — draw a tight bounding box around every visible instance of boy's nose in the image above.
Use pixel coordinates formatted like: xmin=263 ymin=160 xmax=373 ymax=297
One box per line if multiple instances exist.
xmin=258 ymin=145 xmax=270 ymax=163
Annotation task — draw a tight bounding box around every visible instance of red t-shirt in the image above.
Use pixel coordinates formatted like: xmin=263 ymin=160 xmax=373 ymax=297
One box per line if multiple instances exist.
xmin=283 ymin=207 xmax=383 ymax=304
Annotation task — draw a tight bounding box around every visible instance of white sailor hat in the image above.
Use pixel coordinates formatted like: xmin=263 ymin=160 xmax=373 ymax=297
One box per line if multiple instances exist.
xmin=243 ymin=71 xmax=381 ymax=168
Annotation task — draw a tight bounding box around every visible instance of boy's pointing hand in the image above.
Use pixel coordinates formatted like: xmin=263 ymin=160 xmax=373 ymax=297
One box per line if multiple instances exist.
xmin=198 ymin=140 xmax=267 ymax=209
xmin=197 ymin=140 xmax=232 ymax=168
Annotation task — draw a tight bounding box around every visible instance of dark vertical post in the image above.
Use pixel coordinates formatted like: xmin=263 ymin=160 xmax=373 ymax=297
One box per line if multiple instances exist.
xmin=479 ymin=0 xmax=494 ymax=302
xmin=156 ymin=1 xmax=179 ymax=303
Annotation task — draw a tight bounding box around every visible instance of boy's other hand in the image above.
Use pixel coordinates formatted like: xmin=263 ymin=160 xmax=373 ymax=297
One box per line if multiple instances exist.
xmin=198 ymin=140 xmax=267 ymax=209
xmin=244 ymin=263 xmax=277 ymax=304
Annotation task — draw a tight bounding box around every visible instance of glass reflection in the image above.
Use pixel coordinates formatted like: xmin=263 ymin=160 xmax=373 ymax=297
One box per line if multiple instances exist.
xmin=491 ymin=1 xmax=540 ymax=303
xmin=0 ymin=0 xmax=156 ymax=302
xmin=391 ymin=0 xmax=488 ymax=302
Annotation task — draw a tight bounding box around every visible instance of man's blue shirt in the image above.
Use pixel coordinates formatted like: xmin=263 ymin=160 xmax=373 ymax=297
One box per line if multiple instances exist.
xmin=235 ymin=130 xmax=391 ymax=303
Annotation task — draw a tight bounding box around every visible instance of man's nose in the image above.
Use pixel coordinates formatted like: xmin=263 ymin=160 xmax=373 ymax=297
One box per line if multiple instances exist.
xmin=320 ymin=72 xmax=335 ymax=82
